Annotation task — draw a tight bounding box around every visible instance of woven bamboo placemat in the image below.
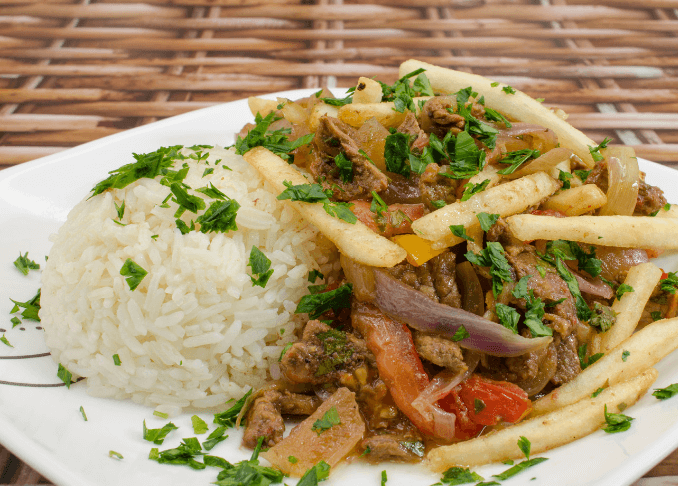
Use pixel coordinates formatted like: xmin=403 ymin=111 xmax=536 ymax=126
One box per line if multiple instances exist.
xmin=1 ymin=0 xmax=678 ymax=484
xmin=0 ymin=0 xmax=677 ymax=168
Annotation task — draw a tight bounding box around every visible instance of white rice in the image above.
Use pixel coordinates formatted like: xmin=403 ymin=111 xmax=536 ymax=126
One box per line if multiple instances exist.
xmin=40 ymin=146 xmax=337 ymax=415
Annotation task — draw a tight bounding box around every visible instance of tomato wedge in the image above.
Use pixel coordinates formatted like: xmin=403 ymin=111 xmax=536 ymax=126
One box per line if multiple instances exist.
xmin=439 ymin=374 xmax=532 ymax=438
xmin=350 ymin=201 xmax=424 ymax=238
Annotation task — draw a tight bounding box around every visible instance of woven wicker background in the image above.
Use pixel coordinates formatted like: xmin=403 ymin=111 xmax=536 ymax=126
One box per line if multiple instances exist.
xmin=2 ymin=0 xmax=678 ymax=484
xmin=0 ymin=0 xmax=677 ymax=169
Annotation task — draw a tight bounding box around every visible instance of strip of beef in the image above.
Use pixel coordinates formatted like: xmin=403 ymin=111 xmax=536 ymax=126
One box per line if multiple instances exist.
xmin=413 ymin=331 xmax=467 ymax=373
xmin=279 ymin=320 xmax=374 ymax=385
xmin=242 ymin=389 xmax=322 ymax=448
xmin=487 ymin=219 xmax=580 ymax=338
xmin=419 ymin=96 xmax=485 ymax=139
xmin=635 ymin=178 xmax=667 ymax=215
xmin=361 ymin=434 xmax=424 ymax=464
xmin=387 ymin=251 xmax=462 ymax=307
xmin=419 ymin=163 xmax=458 ymax=211
xmin=310 ymin=115 xmax=388 ymax=201
xmin=551 ymin=333 xmax=581 ymax=385
xmin=397 ymin=112 xmax=430 ymax=153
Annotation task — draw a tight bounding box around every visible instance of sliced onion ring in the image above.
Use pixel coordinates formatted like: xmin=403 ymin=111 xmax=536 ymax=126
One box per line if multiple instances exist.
xmin=412 ymin=368 xmax=469 ymax=440
xmin=374 ymin=270 xmax=552 ymax=357
xmin=598 ymin=147 xmax=639 ymax=216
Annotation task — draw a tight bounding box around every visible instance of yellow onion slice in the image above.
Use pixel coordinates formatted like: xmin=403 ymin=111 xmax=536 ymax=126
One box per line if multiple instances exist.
xmin=598 ymin=146 xmax=639 ymax=216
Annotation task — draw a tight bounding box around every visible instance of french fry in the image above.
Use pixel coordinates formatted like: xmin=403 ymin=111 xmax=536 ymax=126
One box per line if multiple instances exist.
xmin=426 ymin=368 xmax=658 ymax=470
xmin=243 ymin=147 xmax=407 ymax=268
xmin=541 ymin=184 xmax=607 ymax=216
xmin=399 ymin=59 xmax=596 ymax=168
xmin=506 ymin=214 xmax=678 ymax=249
xmin=467 ymin=163 xmax=501 ymax=189
xmin=600 ymin=262 xmax=663 ymax=352
xmin=247 ymin=96 xmax=278 ymax=117
xmin=412 ymin=172 xmax=560 ymax=244
xmin=309 ymin=102 xmax=339 ymax=131
xmin=352 ymin=77 xmax=382 ymax=104
xmin=532 ymin=316 xmax=678 ymax=417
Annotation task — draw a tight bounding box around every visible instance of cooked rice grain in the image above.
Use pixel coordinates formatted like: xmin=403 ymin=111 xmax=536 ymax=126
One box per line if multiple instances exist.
xmin=40 ymin=146 xmax=336 ymax=414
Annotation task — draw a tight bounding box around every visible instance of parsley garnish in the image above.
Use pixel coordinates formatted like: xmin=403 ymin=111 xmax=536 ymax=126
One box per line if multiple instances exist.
xmin=477 ymin=212 xmax=500 ymax=232
xmin=431 ymin=200 xmax=447 ymax=209
xmin=622 ymin=350 xmax=630 ymax=362
xmin=578 ymin=343 xmax=603 ymax=370
xmin=315 ymin=328 xmax=352 ymax=376
xmin=653 ymin=384 xmax=678 ymax=400
xmin=435 ymin=466 xmax=484 ymax=485
xmin=195 ymin=182 xmax=228 ymax=200
xmin=191 ymin=415 xmax=209 ymax=434
xmin=80 ymin=406 xmax=88 ymax=421
xmin=57 ymin=363 xmax=73 ymax=388
xmin=460 ymin=179 xmax=490 ymax=201
xmin=308 ymin=270 xmax=324 ymax=283
xmin=384 ymin=132 xmax=413 ymax=177
xmin=277 ymin=181 xmax=357 ymax=224
xmin=297 ymin=461 xmax=331 ymax=486
xmin=334 ymin=152 xmax=353 ymax=183
xmin=381 ymin=470 xmax=388 ymax=486
xmin=452 ymin=324 xmax=470 ymax=342
xmin=518 ymin=436 xmax=531 ymax=460
xmin=114 ymin=200 xmax=125 ymax=220
xmin=202 ymin=168 xmax=214 ymax=178
xmin=0 ymin=334 xmax=12 ymax=348
xmin=312 ymin=406 xmax=341 ymax=435
xmin=213 ymin=389 xmax=252 ymax=428
xmin=651 ymin=311 xmax=663 ymax=321
xmin=10 ymin=316 xmax=21 ymax=328
xmin=497 ymin=149 xmax=540 ymax=175
xmin=602 ymin=404 xmax=633 ymax=433
xmin=176 ymin=219 xmax=195 ymax=235
xmin=651 ymin=203 xmax=672 ymax=216
xmin=10 ymin=288 xmax=41 ymax=322
xmin=660 ymin=272 xmax=678 ymax=294
xmin=465 ymin=242 xmax=514 ymax=297
xmin=248 ymin=246 xmax=274 ymax=288
xmin=450 ymin=225 xmax=474 ymax=242
xmin=196 ymin=200 xmax=240 ymax=234
xmin=558 ymin=170 xmax=573 ymax=189
xmin=378 ymin=68 xmax=431 ymax=113
xmin=474 ymin=398 xmax=486 ymax=414
xmin=235 ymin=111 xmax=314 ymax=163
xmin=493 ymin=458 xmax=548 ymax=480
xmin=203 ymin=426 xmax=228 ymax=451
xmin=143 ymin=420 xmax=178 ymax=445
xmin=113 ymin=354 xmax=121 ymax=366
xmin=491 ymin=82 xmax=500 ymax=87
xmin=153 ymin=411 xmax=169 ymax=419
xmin=120 ymin=259 xmax=147 ymax=291
xmin=13 ymin=252 xmax=40 ymax=276
xmin=319 ymin=94 xmax=353 ymax=106
xmin=484 ymin=107 xmax=512 ymax=128
xmin=109 ymin=450 xmax=123 ymax=460
xmin=170 ymin=183 xmax=205 ymax=215
xmin=295 ymin=283 xmax=353 ymax=319
xmin=511 ymin=276 xmax=552 ymax=337
xmin=573 ymin=169 xmax=591 ymax=182
xmin=288 ymin=456 xmax=298 ymax=464
xmin=502 ymin=86 xmax=517 ymax=95
xmin=495 ymin=303 xmax=520 ymax=334
xmin=90 ymin=145 xmax=184 ymax=198
xmin=592 ymin=387 xmax=605 ymax=398
xmin=589 ymin=137 xmax=611 ymax=162
xmin=616 ymin=283 xmax=634 ymax=300
xmin=279 ymin=342 xmax=293 ymax=362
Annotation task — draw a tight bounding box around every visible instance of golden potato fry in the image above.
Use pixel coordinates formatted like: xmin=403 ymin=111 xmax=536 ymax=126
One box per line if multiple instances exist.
xmin=541 ymin=184 xmax=608 ymax=216
xmin=600 ymin=262 xmax=663 ymax=352
xmin=247 ymin=96 xmax=279 ymax=117
xmin=413 ymin=172 xmax=560 ymax=244
xmin=657 ymin=204 xmax=678 ymax=218
xmin=426 ymin=368 xmax=657 ymax=470
xmin=506 ymin=214 xmax=678 ymax=249
xmin=399 ymin=59 xmax=596 ymax=168
xmin=352 ymin=77 xmax=383 ymax=104
xmin=338 ymin=96 xmax=431 ymax=128
xmin=532 ymin=316 xmax=678 ymax=417
xmin=468 ymin=163 xmax=501 ymax=189
xmin=309 ymin=102 xmax=340 ymax=131
xmin=244 ymin=147 xmax=407 ymax=267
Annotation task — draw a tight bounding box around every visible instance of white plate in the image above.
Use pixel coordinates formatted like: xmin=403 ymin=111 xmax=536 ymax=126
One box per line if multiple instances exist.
xmin=1 ymin=89 xmax=678 ymax=486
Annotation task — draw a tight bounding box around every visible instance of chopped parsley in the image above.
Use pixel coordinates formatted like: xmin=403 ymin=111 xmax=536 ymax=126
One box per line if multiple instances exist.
xmin=10 ymin=288 xmax=41 ymax=322
xmin=502 ymin=86 xmax=517 ymax=95
xmin=195 ymin=182 xmax=228 ymax=200
xmin=622 ymin=350 xmax=630 ymax=362
xmin=589 ymin=302 xmax=617 ymax=332
xmin=191 ymin=415 xmax=209 ymax=434
xmin=558 ymin=170 xmax=573 ymax=189
xmin=143 ymin=420 xmax=178 ymax=445
xmin=334 ymin=152 xmax=353 ymax=183
xmin=279 ymin=342 xmax=293 ymax=362
xmin=592 ymin=387 xmax=605 ymax=398
xmin=297 ymin=460 xmax=331 ymax=486
xmin=518 ymin=436 xmax=531 ymax=460
xmin=495 ymin=303 xmax=520 ymax=334
xmin=435 ymin=466 xmax=484 ymax=485
xmin=493 ymin=457 xmax=548 ymax=481
xmin=378 ymin=68 xmax=431 ymax=113
xmin=554 ymin=257 xmax=592 ymax=321
xmin=288 ymin=456 xmax=298 ymax=464
xmin=466 ymin=242 xmax=514 ymax=297
xmin=112 ymin=354 xmax=121 ymax=366
xmin=384 ymin=132 xmax=413 ymax=177
xmin=57 ymin=363 xmax=73 ymax=388
xmin=477 ymin=212 xmax=500 ymax=232
xmin=153 ymin=411 xmax=169 ymax=419
xmin=589 ymin=137 xmax=611 ymax=162
xmin=90 ymin=145 xmax=184 ymax=198
xmin=213 ymin=389 xmax=252 ymax=428
xmin=203 ymin=426 xmax=228 ymax=451
xmin=312 ymin=406 xmax=341 ymax=435
xmin=653 ymin=384 xmax=678 ymax=400
xmin=381 ymin=470 xmax=388 ymax=486
xmin=491 ymin=82 xmax=500 ymax=87
xmin=109 ymin=450 xmax=123 ymax=460
xmin=170 ymin=183 xmax=206 ymax=215
xmin=196 ymin=200 xmax=240 ymax=234
xmin=431 ymin=200 xmax=447 ymax=209
xmin=450 ymin=225 xmax=474 ymax=242
xmin=315 ymin=328 xmax=353 ymax=376
xmin=460 ymin=179 xmax=490 ymax=201
xmin=10 ymin=317 xmax=21 ymax=328
xmin=651 ymin=311 xmax=663 ymax=321
xmin=452 ymin=324 xmax=470 ymax=342
xmin=602 ymin=404 xmax=634 ymax=433
xmin=573 ymin=169 xmax=591 ymax=182
xmin=13 ymin=252 xmax=40 ymax=275
xmin=114 ymin=200 xmax=125 ymax=220
xmin=234 ymin=111 xmax=314 ymax=163
xmin=0 ymin=334 xmax=12 ymax=348
xmin=308 ymin=270 xmax=324 ymax=283
xmin=80 ymin=406 xmax=88 ymax=421
xmin=616 ymin=283 xmax=634 ymax=300
xmin=277 ymin=181 xmax=357 ymax=224
xmin=651 ymin=203 xmax=672 ymax=216
xmin=176 ymin=219 xmax=195 ymax=235
xmin=511 ymin=276 xmax=552 ymax=337
xmin=248 ymin=246 xmax=274 ymax=288
xmin=295 ymin=283 xmax=353 ymax=319
xmin=202 ymin=168 xmax=214 ymax=178
xmin=578 ymin=343 xmax=603 ymax=370
xmin=474 ymin=398 xmax=486 ymax=414
xmin=120 ymin=259 xmax=147 ymax=291
xmin=484 ymin=107 xmax=511 ymax=128
xmin=660 ymin=272 xmax=678 ymax=294
xmin=497 ymin=149 xmax=540 ymax=175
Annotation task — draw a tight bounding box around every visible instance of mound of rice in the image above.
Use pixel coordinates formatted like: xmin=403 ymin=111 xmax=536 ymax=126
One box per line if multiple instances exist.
xmin=40 ymin=146 xmax=338 ymax=416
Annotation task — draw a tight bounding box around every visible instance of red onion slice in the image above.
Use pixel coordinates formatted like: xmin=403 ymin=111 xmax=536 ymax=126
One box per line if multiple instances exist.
xmin=374 ymin=270 xmax=552 ymax=357
xmin=412 ymin=369 xmax=468 ymax=440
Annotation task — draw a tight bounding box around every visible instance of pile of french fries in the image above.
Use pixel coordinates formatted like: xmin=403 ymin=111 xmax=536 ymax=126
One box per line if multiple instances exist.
xmin=243 ymin=59 xmax=678 ymax=470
